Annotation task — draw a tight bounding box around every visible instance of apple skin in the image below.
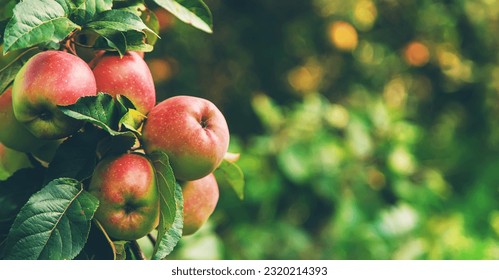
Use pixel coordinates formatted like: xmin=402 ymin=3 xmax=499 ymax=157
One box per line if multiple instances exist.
xmin=0 ymin=88 xmax=54 ymax=152
xmin=182 ymin=173 xmax=219 ymax=236
xmin=0 ymin=142 xmax=31 ymax=180
xmin=142 ymin=95 xmax=230 ymax=181
xmin=12 ymin=51 xmax=97 ymax=139
xmin=88 ymin=153 xmax=159 ymax=240
xmin=90 ymin=51 xmax=156 ymax=114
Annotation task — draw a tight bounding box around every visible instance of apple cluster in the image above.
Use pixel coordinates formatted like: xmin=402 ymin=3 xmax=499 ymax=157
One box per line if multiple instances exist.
xmin=0 ymin=50 xmax=229 ymax=240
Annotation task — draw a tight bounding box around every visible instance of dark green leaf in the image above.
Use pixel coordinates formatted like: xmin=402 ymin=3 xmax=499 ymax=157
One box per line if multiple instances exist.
xmin=152 ymin=183 xmax=183 ymax=259
xmin=44 ymin=126 xmax=106 ymax=185
xmin=0 ymin=168 xmax=45 ymax=240
xmin=59 ymin=93 xmax=133 ymax=136
xmin=96 ymin=134 xmax=136 ymax=159
xmin=92 ymin=28 xmax=127 ymax=55
xmin=149 ymin=151 xmax=177 ymax=256
xmin=87 ymin=9 xmax=156 ymax=35
xmin=122 ymin=30 xmax=153 ymax=52
xmin=153 ymin=0 xmax=212 ymax=33
xmin=3 ymin=0 xmax=79 ymax=54
xmin=3 ymin=178 xmax=99 ymax=260
xmin=0 ymin=49 xmax=38 ymax=95
xmin=72 ymin=0 xmax=113 ymax=25
xmin=141 ymin=8 xmax=160 ymax=46
xmin=92 ymin=29 xmax=153 ymax=55
xmin=214 ymin=160 xmax=245 ymax=200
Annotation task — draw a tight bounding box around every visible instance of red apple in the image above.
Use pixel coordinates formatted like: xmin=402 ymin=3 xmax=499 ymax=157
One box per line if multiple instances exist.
xmin=88 ymin=153 xmax=159 ymax=240
xmin=0 ymin=88 xmax=53 ymax=152
xmin=90 ymin=51 xmax=156 ymax=114
xmin=182 ymin=173 xmax=219 ymax=235
xmin=12 ymin=51 xmax=97 ymax=139
xmin=142 ymin=95 xmax=230 ymax=181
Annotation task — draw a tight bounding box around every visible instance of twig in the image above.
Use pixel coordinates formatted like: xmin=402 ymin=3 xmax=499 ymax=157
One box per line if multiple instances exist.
xmin=147 ymin=232 xmax=157 ymax=246
xmin=130 ymin=240 xmax=146 ymax=260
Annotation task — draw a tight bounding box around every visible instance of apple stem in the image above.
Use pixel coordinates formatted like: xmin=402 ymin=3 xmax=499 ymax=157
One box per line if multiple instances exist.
xmin=130 ymin=240 xmax=146 ymax=260
xmin=147 ymin=233 xmax=157 ymax=246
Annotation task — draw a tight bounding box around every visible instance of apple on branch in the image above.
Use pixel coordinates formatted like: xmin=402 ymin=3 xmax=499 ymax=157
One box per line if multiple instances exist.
xmin=88 ymin=153 xmax=159 ymax=241
xmin=0 ymin=88 xmax=54 ymax=153
xmin=142 ymin=95 xmax=230 ymax=181
xmin=182 ymin=173 xmax=220 ymax=235
xmin=90 ymin=51 xmax=156 ymax=115
xmin=12 ymin=51 xmax=97 ymax=139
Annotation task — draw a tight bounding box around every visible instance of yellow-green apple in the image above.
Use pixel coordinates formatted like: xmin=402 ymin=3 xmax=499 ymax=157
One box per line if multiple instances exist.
xmin=182 ymin=173 xmax=219 ymax=235
xmin=0 ymin=143 xmax=31 ymax=180
xmin=12 ymin=51 xmax=97 ymax=139
xmin=142 ymin=95 xmax=230 ymax=181
xmin=89 ymin=153 xmax=159 ymax=240
xmin=0 ymin=88 xmax=53 ymax=152
xmin=90 ymin=51 xmax=155 ymax=114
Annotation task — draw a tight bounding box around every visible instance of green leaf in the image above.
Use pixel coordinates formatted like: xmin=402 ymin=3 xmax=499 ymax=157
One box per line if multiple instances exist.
xmin=0 ymin=49 xmax=38 ymax=95
xmin=0 ymin=168 xmax=45 ymax=240
xmin=87 ymin=9 xmax=156 ymax=35
xmin=214 ymin=160 xmax=245 ymax=200
xmin=152 ymin=183 xmax=183 ymax=260
xmin=122 ymin=30 xmax=153 ymax=52
xmin=72 ymin=0 xmax=113 ymax=25
xmin=153 ymin=0 xmax=213 ymax=33
xmin=3 ymin=0 xmax=79 ymax=54
xmin=92 ymin=30 xmax=152 ymax=56
xmin=44 ymin=126 xmax=106 ymax=185
xmin=59 ymin=93 xmax=133 ymax=136
xmin=2 ymin=178 xmax=99 ymax=260
xmin=92 ymin=28 xmax=127 ymax=55
xmin=113 ymin=241 xmax=127 ymax=260
xmin=141 ymin=8 xmax=160 ymax=46
xmin=119 ymin=108 xmax=146 ymax=134
xmin=96 ymin=134 xmax=136 ymax=159
xmin=149 ymin=151 xmax=177 ymax=256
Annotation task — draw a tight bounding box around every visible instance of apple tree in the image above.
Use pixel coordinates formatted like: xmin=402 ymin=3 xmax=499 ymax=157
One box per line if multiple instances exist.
xmin=0 ymin=0 xmax=244 ymax=260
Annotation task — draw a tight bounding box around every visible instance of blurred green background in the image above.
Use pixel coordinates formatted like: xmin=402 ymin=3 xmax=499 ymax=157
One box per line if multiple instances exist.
xmin=148 ymin=0 xmax=499 ymax=260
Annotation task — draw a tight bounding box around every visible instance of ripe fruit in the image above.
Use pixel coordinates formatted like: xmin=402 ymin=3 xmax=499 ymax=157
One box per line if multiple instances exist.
xmin=90 ymin=51 xmax=156 ymax=114
xmin=88 ymin=153 xmax=159 ymax=240
xmin=0 ymin=143 xmax=31 ymax=180
xmin=0 ymin=88 xmax=52 ymax=152
xmin=142 ymin=95 xmax=230 ymax=181
xmin=12 ymin=51 xmax=97 ymax=139
xmin=182 ymin=173 xmax=219 ymax=235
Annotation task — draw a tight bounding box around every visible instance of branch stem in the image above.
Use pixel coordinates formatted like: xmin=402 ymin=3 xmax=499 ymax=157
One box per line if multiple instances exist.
xmin=130 ymin=240 xmax=146 ymax=260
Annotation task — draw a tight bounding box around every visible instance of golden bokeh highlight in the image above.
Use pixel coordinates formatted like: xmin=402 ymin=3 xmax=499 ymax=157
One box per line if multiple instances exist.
xmin=404 ymin=41 xmax=430 ymax=67
xmin=383 ymin=77 xmax=407 ymax=109
xmin=354 ymin=0 xmax=378 ymax=31
xmin=328 ymin=21 xmax=359 ymax=51
xmin=287 ymin=60 xmax=324 ymax=93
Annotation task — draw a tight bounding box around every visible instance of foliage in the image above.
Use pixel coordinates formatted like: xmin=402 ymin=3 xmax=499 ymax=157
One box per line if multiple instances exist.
xmin=153 ymin=0 xmax=499 ymax=259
